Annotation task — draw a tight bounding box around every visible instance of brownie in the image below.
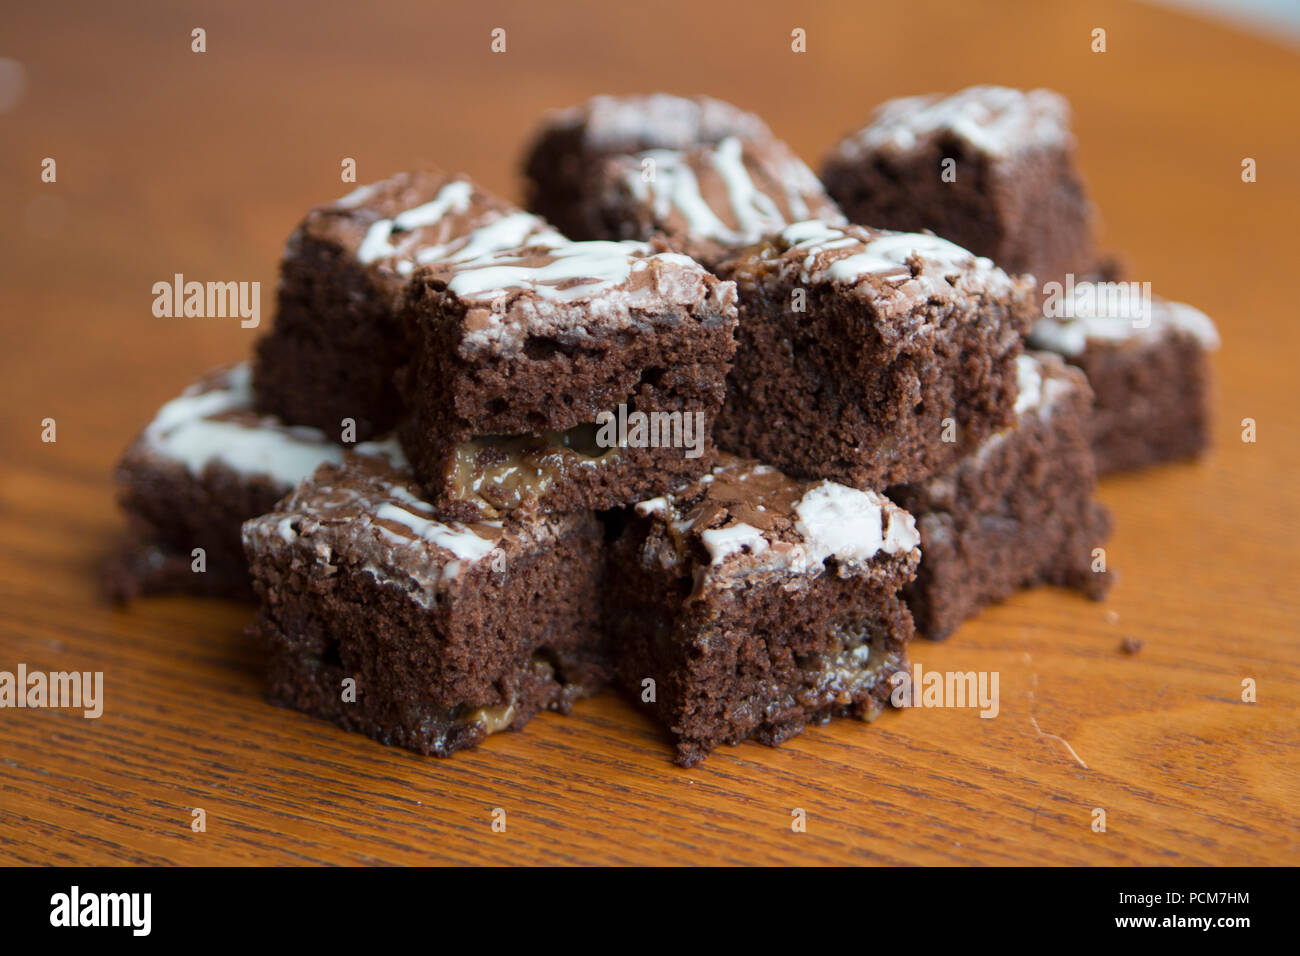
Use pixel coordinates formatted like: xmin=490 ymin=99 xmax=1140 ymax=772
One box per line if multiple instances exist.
xmin=606 ymin=454 xmax=920 ymax=766
xmin=714 ymin=220 xmax=1034 ymax=488
xmin=522 ymin=93 xmax=773 ymax=240
xmin=241 ymin=451 xmax=607 ymax=757
xmin=1030 ymin=294 xmax=1218 ymax=474
xmin=397 ymin=235 xmax=738 ymax=521
xmin=542 ymin=135 xmax=846 ymax=269
xmin=821 ymin=86 xmax=1095 ymax=287
xmin=252 ymin=170 xmax=561 ymax=439
xmin=888 ymin=352 xmax=1113 ymax=640
xmin=107 ymin=362 xmax=392 ymax=601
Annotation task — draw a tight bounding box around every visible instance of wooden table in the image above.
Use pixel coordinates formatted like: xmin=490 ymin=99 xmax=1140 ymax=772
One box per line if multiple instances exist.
xmin=2 ymin=0 xmax=1296 ymax=866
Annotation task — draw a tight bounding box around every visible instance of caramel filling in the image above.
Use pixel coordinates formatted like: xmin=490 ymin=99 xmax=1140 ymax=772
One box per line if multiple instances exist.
xmin=446 ymin=421 xmax=622 ymax=518
xmin=798 ymin=620 xmax=905 ymax=719
xmin=461 ymin=654 xmax=558 ymax=736
xmin=466 ymin=701 xmax=517 ymax=736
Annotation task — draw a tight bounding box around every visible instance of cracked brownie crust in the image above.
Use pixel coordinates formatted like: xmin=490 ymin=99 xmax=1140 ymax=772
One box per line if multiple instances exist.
xmin=398 ymin=236 xmax=738 ymax=520
xmin=715 ymin=220 xmax=1034 ymax=488
xmin=606 ymin=455 xmax=920 ymax=765
xmin=242 ymin=452 xmax=607 ymax=756
xmin=252 ymin=170 xmax=553 ymax=439
xmin=822 ymin=85 xmax=1096 ymax=288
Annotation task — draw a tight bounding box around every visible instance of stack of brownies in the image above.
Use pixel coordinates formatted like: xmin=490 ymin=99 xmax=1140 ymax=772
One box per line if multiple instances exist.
xmin=110 ymin=88 xmax=1218 ymax=765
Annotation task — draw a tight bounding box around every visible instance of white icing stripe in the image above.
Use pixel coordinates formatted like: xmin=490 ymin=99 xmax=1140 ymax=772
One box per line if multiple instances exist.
xmin=700 ymin=522 xmax=769 ymax=565
xmin=356 ymin=180 xmax=475 ymax=265
xmin=353 ymin=436 xmax=408 ymax=468
xmin=143 ymin=363 xmax=342 ymax=487
xmin=793 ymin=481 xmax=919 ymax=566
xmin=413 ymin=212 xmax=564 ymax=269
xmin=155 ymin=421 xmax=342 ymax=487
xmin=634 ymin=496 xmax=668 ymax=517
xmin=974 ymin=355 xmax=1073 ymax=461
xmin=335 ymin=181 xmax=382 ymax=209
xmin=1029 ymin=299 xmax=1220 ymax=356
xmin=882 ymin=508 xmax=919 ymax=555
xmin=446 ymin=239 xmax=653 ymax=301
xmin=634 ymin=150 xmax=733 ymax=239
xmin=632 ymin=466 xmax=920 ymax=582
xmin=779 ymin=220 xmax=1007 ymax=293
xmin=627 ymin=138 xmax=822 ymax=245
xmin=576 ymin=93 xmax=770 ymax=152
xmin=248 ymin=472 xmax=506 ymax=606
xmin=1164 ymin=301 xmax=1220 ymax=348
xmin=1013 ymin=354 xmax=1043 ymax=414
xmin=823 ymin=233 xmax=981 ymax=281
xmin=372 ymin=502 xmax=499 ymax=562
xmin=709 ymin=137 xmax=787 ymax=237
xmin=858 ymin=86 xmax=1069 ymax=155
xmin=782 ymin=220 xmax=847 ymax=245
xmin=148 ymin=361 xmax=251 ymax=431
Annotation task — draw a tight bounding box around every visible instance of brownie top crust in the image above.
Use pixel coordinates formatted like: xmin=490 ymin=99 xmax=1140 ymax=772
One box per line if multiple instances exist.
xmin=827 ymin=85 xmax=1073 ymax=163
xmin=293 ymin=170 xmax=557 ymax=280
xmin=598 ymin=136 xmax=846 ymax=249
xmin=414 ymin=236 xmax=737 ymax=356
xmin=632 ymin=454 xmax=920 ymax=593
xmin=242 ymin=451 xmax=582 ymax=607
xmin=125 ymin=362 xmax=391 ymax=486
xmin=535 ymin=93 xmax=773 ymax=156
xmin=723 ymin=219 xmax=1028 ymax=317
xmin=1029 ymin=295 xmax=1220 ymax=356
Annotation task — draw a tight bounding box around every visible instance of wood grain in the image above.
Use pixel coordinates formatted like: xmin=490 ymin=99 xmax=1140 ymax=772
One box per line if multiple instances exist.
xmin=1 ymin=0 xmax=1297 ymax=866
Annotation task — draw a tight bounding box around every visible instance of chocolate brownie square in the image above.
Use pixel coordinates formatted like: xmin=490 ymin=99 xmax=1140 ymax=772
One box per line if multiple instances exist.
xmin=253 ymin=170 xmax=561 ymax=439
xmin=1029 ymin=294 xmax=1218 ymax=474
xmin=522 ymin=93 xmax=773 ymax=240
xmin=821 ymin=86 xmax=1095 ymax=287
xmin=397 ymin=236 xmax=738 ymax=521
xmin=714 ymin=220 xmax=1034 ymax=488
xmin=108 ymin=362 xmax=389 ymax=601
xmin=606 ymin=454 xmax=920 ymax=766
xmin=540 ymin=135 xmax=846 ymax=269
xmin=888 ymin=353 xmax=1113 ymax=640
xmin=241 ymin=451 xmax=607 ymax=756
